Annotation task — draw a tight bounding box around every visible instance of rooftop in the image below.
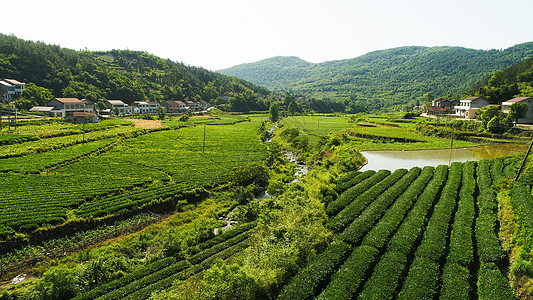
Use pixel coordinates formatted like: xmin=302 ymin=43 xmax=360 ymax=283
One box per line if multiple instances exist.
xmin=503 ymin=97 xmax=532 ymax=104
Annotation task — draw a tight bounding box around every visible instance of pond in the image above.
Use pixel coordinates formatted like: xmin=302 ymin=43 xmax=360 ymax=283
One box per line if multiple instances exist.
xmin=360 ymin=144 xmax=529 ymax=171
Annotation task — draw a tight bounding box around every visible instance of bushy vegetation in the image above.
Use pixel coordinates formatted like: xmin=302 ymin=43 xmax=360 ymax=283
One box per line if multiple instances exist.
xmin=220 ymin=44 xmax=533 ymax=108
xmin=0 ymin=33 xmax=269 ymax=108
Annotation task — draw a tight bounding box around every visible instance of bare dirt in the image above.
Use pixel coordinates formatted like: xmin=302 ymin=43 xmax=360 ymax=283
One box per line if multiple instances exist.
xmin=125 ymin=118 xmax=164 ymax=129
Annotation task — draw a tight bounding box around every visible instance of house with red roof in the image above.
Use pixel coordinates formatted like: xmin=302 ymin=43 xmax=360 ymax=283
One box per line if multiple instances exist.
xmin=502 ymin=97 xmax=533 ymax=123
xmin=46 ymin=98 xmax=93 ymax=117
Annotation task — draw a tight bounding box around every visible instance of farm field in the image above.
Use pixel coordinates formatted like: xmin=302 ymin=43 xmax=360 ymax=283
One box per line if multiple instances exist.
xmin=279 ymin=157 xmax=518 ymax=299
xmin=1 ymin=113 xmax=530 ymax=299
xmin=0 ymin=117 xmax=266 ymax=243
xmin=280 ymin=114 xmax=485 ymax=150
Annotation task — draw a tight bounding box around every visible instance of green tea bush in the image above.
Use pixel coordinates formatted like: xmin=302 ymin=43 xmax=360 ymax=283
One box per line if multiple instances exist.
xmin=358 ymin=250 xmax=408 ymax=299
xmin=326 ymin=170 xmax=384 ymax=216
xmin=340 ymin=168 xmax=419 ymax=244
xmin=477 ymin=262 xmax=515 ymax=300
xmin=277 ymin=240 xmax=352 ymax=300
xmin=397 ymin=256 xmax=440 ymax=300
xmin=326 ymin=169 xmax=404 ymax=232
xmin=315 ymin=245 xmax=379 ymax=300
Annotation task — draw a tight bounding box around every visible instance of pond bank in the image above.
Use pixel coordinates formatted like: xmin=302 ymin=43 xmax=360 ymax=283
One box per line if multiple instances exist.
xmin=360 ymin=143 xmax=528 ymax=171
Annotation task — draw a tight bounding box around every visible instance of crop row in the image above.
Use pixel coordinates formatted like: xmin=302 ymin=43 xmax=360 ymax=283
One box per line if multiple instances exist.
xmin=326 ymin=169 xmax=406 ymax=232
xmin=413 ymin=162 xmax=462 ymax=261
xmin=510 ymin=183 xmax=533 ymax=237
xmin=361 ymin=166 xmax=434 ymax=250
xmin=476 ymin=160 xmax=506 ymax=264
xmin=76 ymin=182 xmax=194 ymax=218
xmin=0 ymin=125 xmax=139 ymax=159
xmin=356 ymin=164 xmax=460 ymax=299
xmin=339 ymin=167 xmax=421 ymax=244
xmin=280 ymin=165 xmax=448 ymax=300
xmin=326 ymin=170 xmax=383 ymax=216
xmin=334 ymin=170 xmax=367 ymax=193
xmin=0 ymin=138 xmax=118 ymax=174
xmin=76 ymin=224 xmax=255 ymax=300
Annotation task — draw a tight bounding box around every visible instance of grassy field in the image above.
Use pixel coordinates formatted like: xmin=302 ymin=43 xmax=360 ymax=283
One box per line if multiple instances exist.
xmin=281 ymin=114 xmax=491 ymax=150
xmin=0 ymin=117 xmax=266 ymax=239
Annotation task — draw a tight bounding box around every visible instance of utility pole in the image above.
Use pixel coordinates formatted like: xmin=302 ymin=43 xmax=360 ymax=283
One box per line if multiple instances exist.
xmin=515 ymin=139 xmax=533 ymax=182
xmin=202 ymin=123 xmax=206 ymax=154
xmin=448 ymin=127 xmax=454 ymax=166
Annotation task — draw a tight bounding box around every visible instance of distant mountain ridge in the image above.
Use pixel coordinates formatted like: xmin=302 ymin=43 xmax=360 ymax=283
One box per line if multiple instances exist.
xmin=218 ymin=43 xmax=533 ymax=106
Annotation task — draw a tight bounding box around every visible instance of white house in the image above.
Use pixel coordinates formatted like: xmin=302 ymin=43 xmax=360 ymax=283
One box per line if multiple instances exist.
xmin=46 ymin=98 xmax=93 ymax=117
xmin=0 ymin=79 xmax=25 ymax=102
xmin=147 ymin=102 xmax=160 ymax=113
xmin=133 ymin=101 xmax=150 ymax=114
xmin=105 ymin=100 xmax=132 ymax=115
xmin=502 ymin=97 xmax=533 ymax=124
xmin=454 ymin=96 xmax=490 ymax=119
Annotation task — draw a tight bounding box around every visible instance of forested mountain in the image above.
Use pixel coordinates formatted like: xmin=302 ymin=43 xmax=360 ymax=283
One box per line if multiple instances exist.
xmin=467 ymin=56 xmax=533 ymax=103
xmin=218 ymin=44 xmax=533 ymax=107
xmin=0 ymin=33 xmax=269 ymax=105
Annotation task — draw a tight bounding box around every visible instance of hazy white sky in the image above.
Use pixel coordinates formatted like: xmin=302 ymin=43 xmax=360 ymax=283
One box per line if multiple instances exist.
xmin=2 ymin=0 xmax=532 ymax=70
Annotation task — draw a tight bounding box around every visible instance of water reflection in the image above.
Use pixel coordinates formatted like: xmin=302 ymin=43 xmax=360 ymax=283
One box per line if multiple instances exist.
xmin=360 ymin=144 xmax=528 ymax=171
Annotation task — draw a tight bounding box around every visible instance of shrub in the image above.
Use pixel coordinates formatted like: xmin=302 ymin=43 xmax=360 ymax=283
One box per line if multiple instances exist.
xmin=326 ymin=169 xmax=404 ymax=232
xmin=326 ymin=170 xmax=384 ymax=216
xmin=386 ymin=164 xmax=448 ymax=254
xmin=439 ymin=262 xmax=471 ymax=300
xmin=397 ymin=256 xmax=440 ymax=300
xmin=358 ymin=250 xmax=408 ymax=299
xmin=315 ymin=245 xmax=379 ymax=300
xmin=477 ymin=262 xmax=515 ymax=300
xmin=340 ymin=167 xmax=419 ymax=245
xmin=277 ymin=240 xmax=352 ymax=300
xmin=361 ymin=166 xmax=433 ymax=250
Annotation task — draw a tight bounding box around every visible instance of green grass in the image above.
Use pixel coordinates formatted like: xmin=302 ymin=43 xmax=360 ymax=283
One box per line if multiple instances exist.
xmin=280 ymin=115 xmax=481 ymax=150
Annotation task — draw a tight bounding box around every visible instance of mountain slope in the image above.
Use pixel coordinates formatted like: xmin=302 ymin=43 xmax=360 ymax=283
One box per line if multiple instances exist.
xmin=218 ymin=44 xmax=533 ymax=105
xmin=468 ymin=55 xmax=533 ymax=102
xmin=0 ymin=33 xmax=269 ymax=104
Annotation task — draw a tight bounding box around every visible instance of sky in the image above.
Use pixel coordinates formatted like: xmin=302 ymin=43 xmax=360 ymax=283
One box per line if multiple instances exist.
xmin=2 ymin=0 xmax=533 ymax=71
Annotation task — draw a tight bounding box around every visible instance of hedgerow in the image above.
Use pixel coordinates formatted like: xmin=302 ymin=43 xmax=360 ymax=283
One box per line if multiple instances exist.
xmin=277 ymin=240 xmax=352 ymax=300
xmin=447 ymin=161 xmax=476 ymax=267
xmin=361 ymin=166 xmax=433 ymax=250
xmin=326 ymin=169 xmax=405 ymax=232
xmin=357 ymin=250 xmax=408 ymax=299
xmin=315 ymin=245 xmax=379 ymax=300
xmin=339 ymin=167 xmax=419 ymax=244
xmin=397 ymin=256 xmax=440 ymax=300
xmin=414 ymin=162 xmax=462 ymax=261
xmin=326 ymin=170 xmax=384 ymax=216
xmin=386 ymin=164 xmax=448 ymax=255
xmin=477 ymin=262 xmax=515 ymax=300
xmin=439 ymin=262 xmax=471 ymax=300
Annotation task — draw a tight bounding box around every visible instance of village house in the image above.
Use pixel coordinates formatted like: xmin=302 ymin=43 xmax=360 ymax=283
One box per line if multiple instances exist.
xmin=147 ymin=101 xmax=161 ymax=113
xmin=133 ymin=101 xmax=150 ymax=114
xmin=501 ymin=97 xmax=533 ymax=124
xmin=454 ymin=96 xmax=490 ymax=119
xmin=163 ymin=100 xmax=187 ymax=113
xmin=186 ymin=101 xmax=200 ymax=111
xmin=70 ymin=111 xmax=98 ymax=123
xmin=426 ymin=98 xmax=458 ymax=115
xmin=46 ymin=98 xmax=92 ymax=117
xmin=105 ymin=99 xmax=132 ymax=115
xmin=0 ymin=79 xmax=25 ymax=102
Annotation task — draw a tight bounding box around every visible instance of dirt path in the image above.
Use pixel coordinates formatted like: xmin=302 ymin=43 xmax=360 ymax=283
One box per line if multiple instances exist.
xmin=125 ymin=118 xmax=164 ymax=129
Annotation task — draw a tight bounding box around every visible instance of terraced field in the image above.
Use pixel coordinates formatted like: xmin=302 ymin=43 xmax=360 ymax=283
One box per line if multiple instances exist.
xmin=0 ymin=119 xmax=266 ymax=236
xmin=278 ymin=157 xmax=516 ymax=300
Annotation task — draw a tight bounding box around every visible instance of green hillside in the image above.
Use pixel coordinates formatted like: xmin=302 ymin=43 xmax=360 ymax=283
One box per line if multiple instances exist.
xmin=218 ymin=44 xmax=533 ymax=106
xmin=468 ymin=56 xmax=533 ymax=102
xmin=0 ymin=33 xmax=269 ymax=105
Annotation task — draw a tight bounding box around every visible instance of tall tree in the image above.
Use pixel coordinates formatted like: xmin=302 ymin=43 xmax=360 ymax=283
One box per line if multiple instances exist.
xmin=269 ymin=103 xmax=279 ymax=123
